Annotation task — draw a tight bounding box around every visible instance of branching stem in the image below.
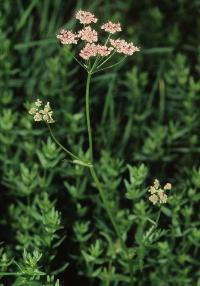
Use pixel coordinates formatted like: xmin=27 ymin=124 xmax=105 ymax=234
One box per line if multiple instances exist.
xmin=48 ymin=124 xmax=82 ymax=162
xmin=95 ymin=56 xmax=127 ymax=73
xmin=48 ymin=62 xmax=134 ymax=285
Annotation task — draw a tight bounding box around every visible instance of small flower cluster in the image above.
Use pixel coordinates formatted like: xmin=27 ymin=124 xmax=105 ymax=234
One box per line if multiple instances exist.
xmin=148 ymin=179 xmax=172 ymax=205
xmin=110 ymin=39 xmax=140 ymax=55
xmin=79 ymin=43 xmax=113 ymax=60
xmin=78 ymin=26 xmax=98 ymax=43
xmin=28 ymin=99 xmax=54 ymax=123
xmin=101 ymin=21 xmax=122 ymax=34
xmin=75 ymin=10 xmax=98 ymax=24
xmin=56 ymin=10 xmax=139 ymax=61
xmin=56 ymin=29 xmax=78 ymax=45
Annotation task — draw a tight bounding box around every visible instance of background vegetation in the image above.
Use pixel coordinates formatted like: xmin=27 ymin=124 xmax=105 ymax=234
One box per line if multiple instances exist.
xmin=0 ymin=0 xmax=200 ymax=285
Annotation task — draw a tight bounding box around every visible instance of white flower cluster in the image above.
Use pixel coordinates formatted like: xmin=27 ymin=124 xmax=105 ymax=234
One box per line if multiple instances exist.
xmin=148 ymin=179 xmax=171 ymax=205
xmin=28 ymin=99 xmax=54 ymax=123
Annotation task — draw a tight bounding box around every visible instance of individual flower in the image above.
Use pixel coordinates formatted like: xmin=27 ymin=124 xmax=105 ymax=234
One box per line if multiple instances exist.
xmin=157 ymin=190 xmax=168 ymax=204
xmin=35 ymin=98 xmax=42 ymax=107
xmin=148 ymin=179 xmax=171 ymax=205
xmin=79 ymin=43 xmax=98 ymax=60
xmin=154 ymin=179 xmax=160 ymax=189
xmin=149 ymin=194 xmax=159 ymax=205
xmin=97 ymin=45 xmax=113 ymax=56
xmin=57 ymin=29 xmax=78 ymax=45
xmin=29 ymin=107 xmax=37 ymax=115
xmin=110 ymin=39 xmax=140 ymax=55
xmin=34 ymin=112 xmax=43 ymax=122
xmin=75 ymin=10 xmax=98 ymax=24
xmin=28 ymin=100 xmax=55 ymax=123
xmin=78 ymin=26 xmax=98 ymax=43
xmin=101 ymin=21 xmax=122 ymax=34
xmin=149 ymin=186 xmax=157 ymax=194
xmin=39 ymin=102 xmax=55 ymax=123
xmin=164 ymin=183 xmax=172 ymax=190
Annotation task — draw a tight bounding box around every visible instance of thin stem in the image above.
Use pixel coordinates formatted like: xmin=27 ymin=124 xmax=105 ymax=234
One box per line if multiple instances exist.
xmin=0 ymin=272 xmax=21 ymax=276
xmin=0 ymin=272 xmax=46 ymax=276
xmin=96 ymin=51 xmax=116 ymax=69
xmin=148 ymin=208 xmax=161 ymax=230
xmin=67 ymin=49 xmax=87 ymax=70
xmin=85 ymin=72 xmax=93 ymax=161
xmin=85 ymin=71 xmax=134 ymax=285
xmin=155 ymin=208 xmax=161 ymax=226
xmin=47 ymin=124 xmax=81 ymax=161
xmin=95 ymin=56 xmax=127 ymax=73
xmin=89 ymin=167 xmax=125 ymax=251
xmin=105 ymin=34 xmax=111 ymax=46
xmin=91 ymin=55 xmax=101 ymax=72
xmin=72 ymin=55 xmax=87 ymax=70
xmin=89 ymin=34 xmax=112 ymax=73
xmin=90 ymin=167 xmax=134 ymax=285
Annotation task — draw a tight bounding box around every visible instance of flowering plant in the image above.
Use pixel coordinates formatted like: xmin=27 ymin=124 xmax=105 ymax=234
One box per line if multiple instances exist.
xmin=28 ymin=10 xmax=171 ymax=285
xmin=56 ymin=10 xmax=139 ymax=73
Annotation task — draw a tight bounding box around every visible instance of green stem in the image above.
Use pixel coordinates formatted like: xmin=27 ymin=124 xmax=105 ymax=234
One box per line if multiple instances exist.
xmin=85 ymin=72 xmax=134 ymax=285
xmin=67 ymin=49 xmax=87 ymax=70
xmin=85 ymin=72 xmax=93 ymax=161
xmin=89 ymin=167 xmax=134 ymax=285
xmin=95 ymin=56 xmax=127 ymax=73
xmin=0 ymin=272 xmax=46 ymax=276
xmin=156 ymin=208 xmax=161 ymax=226
xmin=0 ymin=272 xmax=21 ymax=276
xmin=47 ymin=124 xmax=82 ymax=162
xmin=105 ymin=34 xmax=111 ymax=46
xmin=96 ymin=51 xmax=116 ymax=69
xmin=90 ymin=34 xmax=112 ymax=70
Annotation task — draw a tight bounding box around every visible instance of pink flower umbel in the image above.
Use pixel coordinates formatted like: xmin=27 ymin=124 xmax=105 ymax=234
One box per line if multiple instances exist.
xmin=57 ymin=10 xmax=140 ymax=72
xmin=110 ymin=39 xmax=140 ymax=55
xmin=78 ymin=26 xmax=98 ymax=43
xmin=75 ymin=10 xmax=98 ymax=24
xmin=101 ymin=21 xmax=122 ymax=34
xmin=57 ymin=29 xmax=78 ymax=45
xmin=79 ymin=43 xmax=98 ymax=60
xmin=97 ymin=45 xmax=113 ymax=56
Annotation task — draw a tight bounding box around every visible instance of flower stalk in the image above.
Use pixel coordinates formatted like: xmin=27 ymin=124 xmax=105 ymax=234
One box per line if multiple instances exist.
xmin=85 ymin=71 xmax=134 ymax=285
xmin=85 ymin=72 xmax=93 ymax=162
